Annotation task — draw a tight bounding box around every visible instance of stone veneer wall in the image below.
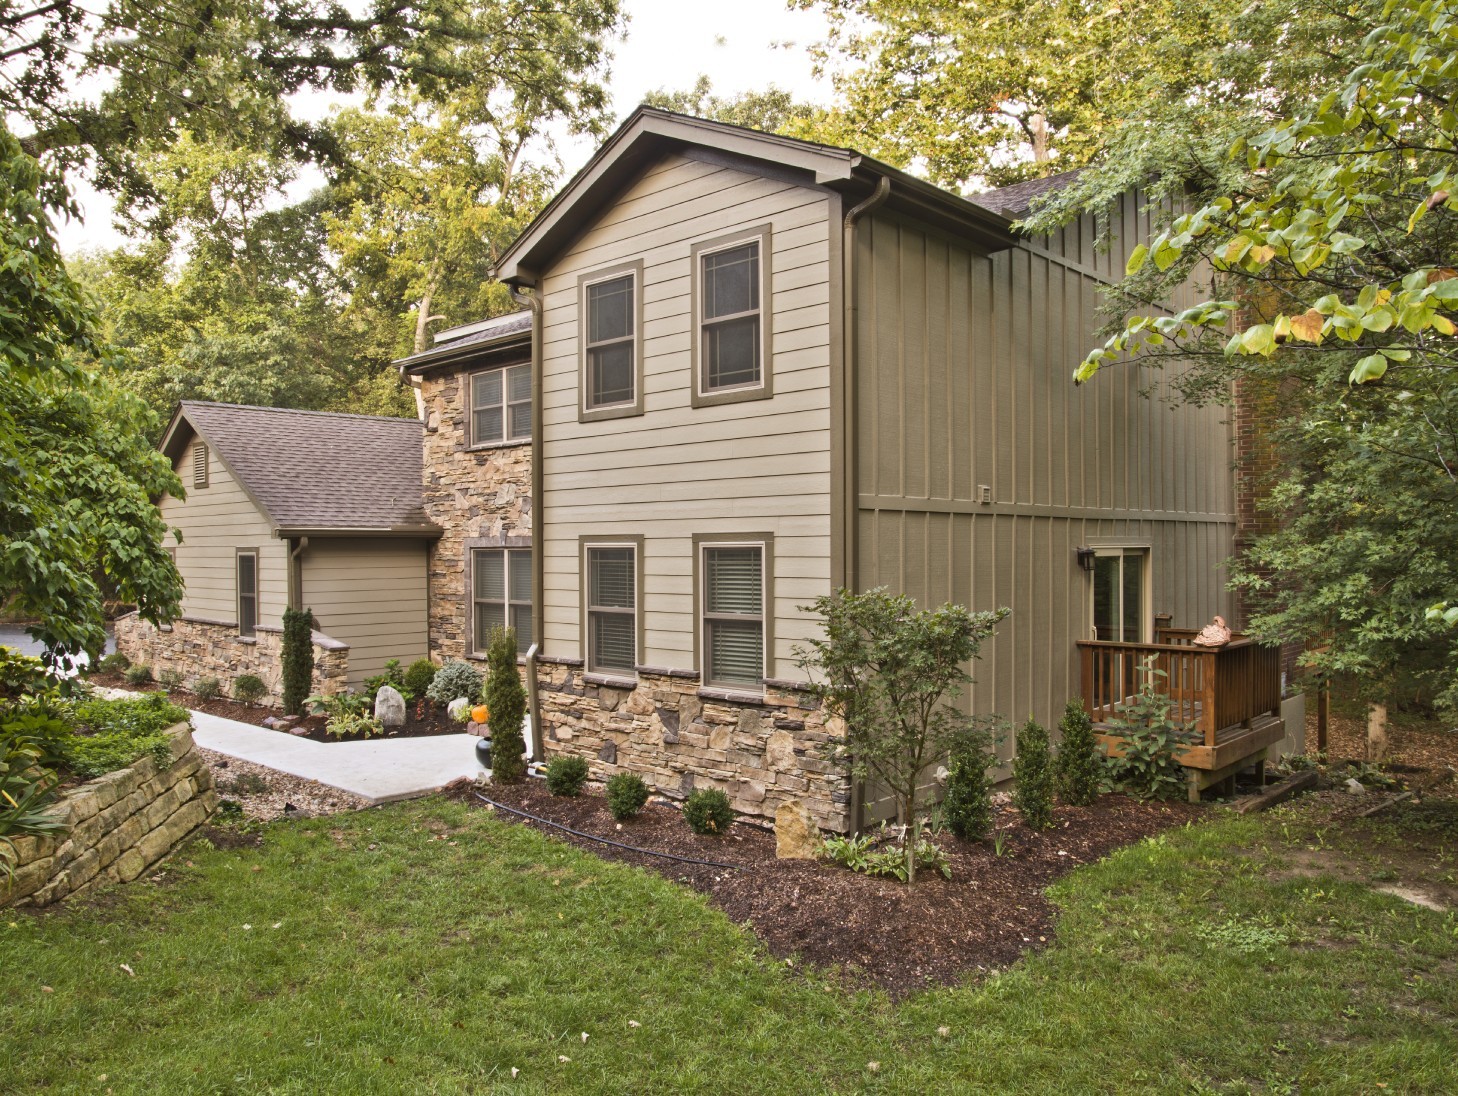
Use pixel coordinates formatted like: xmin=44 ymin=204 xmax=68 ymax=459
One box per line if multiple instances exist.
xmin=3 ymin=721 xmax=216 ymax=908
xmin=114 ymin=613 xmax=349 ymax=707
xmin=419 ymin=368 xmax=532 ymax=662
xmin=536 ymin=660 xmax=853 ymax=832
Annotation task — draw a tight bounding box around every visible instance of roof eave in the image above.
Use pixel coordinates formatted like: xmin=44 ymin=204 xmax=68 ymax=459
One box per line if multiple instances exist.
xmin=394 ymin=330 xmax=532 ymax=375
xmin=275 ymin=525 xmax=443 ymax=540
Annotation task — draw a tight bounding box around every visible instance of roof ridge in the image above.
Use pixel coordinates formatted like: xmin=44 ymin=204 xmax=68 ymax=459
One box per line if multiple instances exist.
xmin=179 ymin=400 xmax=423 ymax=426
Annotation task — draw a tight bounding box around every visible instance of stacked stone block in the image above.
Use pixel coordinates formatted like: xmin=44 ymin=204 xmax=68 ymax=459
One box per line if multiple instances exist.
xmin=3 ymin=722 xmax=217 ymax=908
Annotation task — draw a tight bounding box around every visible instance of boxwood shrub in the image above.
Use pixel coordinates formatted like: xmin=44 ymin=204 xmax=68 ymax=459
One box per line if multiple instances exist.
xmin=683 ymin=788 xmax=733 ymax=835
xmin=544 ymin=755 xmax=590 ymax=797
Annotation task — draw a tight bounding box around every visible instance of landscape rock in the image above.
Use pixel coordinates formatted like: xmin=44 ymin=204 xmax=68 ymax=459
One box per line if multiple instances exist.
xmin=1345 ymin=777 xmax=1367 ymax=795
xmin=447 ymin=697 xmax=472 ymax=722
xmin=374 ymin=685 xmax=407 ymax=728
xmin=774 ymin=799 xmax=822 ymax=860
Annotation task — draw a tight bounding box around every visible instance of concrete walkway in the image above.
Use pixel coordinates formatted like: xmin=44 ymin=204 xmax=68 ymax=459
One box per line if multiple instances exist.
xmin=189 ymin=711 xmax=488 ymax=805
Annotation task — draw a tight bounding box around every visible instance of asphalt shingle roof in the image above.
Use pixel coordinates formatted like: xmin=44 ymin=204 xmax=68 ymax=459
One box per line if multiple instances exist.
xmin=173 ymin=402 xmax=437 ymax=534
xmin=972 ymin=169 xmax=1084 ymax=219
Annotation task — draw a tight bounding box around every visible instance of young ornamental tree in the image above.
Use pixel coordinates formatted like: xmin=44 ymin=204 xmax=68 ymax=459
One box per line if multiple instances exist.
xmin=280 ymin=607 xmax=315 ymax=716
xmin=484 ymin=627 xmax=527 ymax=783
xmin=795 ymin=587 xmax=1008 ymax=883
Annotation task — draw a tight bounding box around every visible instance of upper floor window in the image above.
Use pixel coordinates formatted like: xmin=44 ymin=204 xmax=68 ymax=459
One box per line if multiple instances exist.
xmin=192 ymin=443 xmax=209 ymax=488
xmin=470 ymin=364 xmax=530 ymax=447
xmin=692 ymin=227 xmax=772 ymax=408
xmin=472 ymin=547 xmax=532 ymax=655
xmin=579 ymin=262 xmax=643 ymax=420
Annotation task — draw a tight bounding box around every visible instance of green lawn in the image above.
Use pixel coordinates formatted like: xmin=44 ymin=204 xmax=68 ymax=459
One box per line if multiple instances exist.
xmin=3 ymin=797 xmax=1455 ymax=1094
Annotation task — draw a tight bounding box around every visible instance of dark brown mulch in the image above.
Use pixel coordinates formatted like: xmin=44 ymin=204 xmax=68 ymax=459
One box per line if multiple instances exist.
xmin=450 ymin=779 xmax=1196 ymax=995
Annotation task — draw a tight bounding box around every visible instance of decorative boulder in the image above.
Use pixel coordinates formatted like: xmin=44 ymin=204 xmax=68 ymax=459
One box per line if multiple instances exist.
xmin=447 ymin=697 xmax=472 ymax=722
xmin=374 ymin=685 xmax=407 ymax=728
xmin=774 ymin=799 xmax=822 ymax=860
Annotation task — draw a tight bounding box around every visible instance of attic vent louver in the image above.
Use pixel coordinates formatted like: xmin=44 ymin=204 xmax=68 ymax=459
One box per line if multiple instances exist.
xmin=193 ymin=443 xmax=209 ymax=488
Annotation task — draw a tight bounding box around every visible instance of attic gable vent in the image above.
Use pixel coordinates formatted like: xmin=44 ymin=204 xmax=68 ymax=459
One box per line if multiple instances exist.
xmin=192 ymin=442 xmax=209 ymax=488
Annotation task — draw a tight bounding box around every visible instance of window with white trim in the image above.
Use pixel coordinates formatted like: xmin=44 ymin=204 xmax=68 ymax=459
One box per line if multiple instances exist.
xmin=236 ymin=550 xmax=258 ymax=638
xmin=470 ymin=364 xmax=530 ymax=446
xmin=584 ymin=273 xmax=636 ymax=409
xmin=702 ymin=543 xmax=765 ymax=689
xmin=699 ymin=239 xmax=762 ymax=393
xmin=472 ymin=547 xmax=532 ymax=655
xmin=586 ymin=545 xmax=637 ymax=675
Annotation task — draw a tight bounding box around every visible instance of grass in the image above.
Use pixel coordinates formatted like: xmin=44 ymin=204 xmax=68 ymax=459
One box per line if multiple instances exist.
xmin=3 ymin=798 xmax=1456 ymax=1094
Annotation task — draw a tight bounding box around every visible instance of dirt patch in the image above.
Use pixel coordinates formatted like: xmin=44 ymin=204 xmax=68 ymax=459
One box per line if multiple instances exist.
xmin=191 ymin=824 xmax=264 ymax=850
xmin=450 ymin=779 xmax=1195 ymax=995
xmin=1308 ymin=696 xmax=1458 ymax=773
xmin=202 ymin=749 xmax=371 ymax=821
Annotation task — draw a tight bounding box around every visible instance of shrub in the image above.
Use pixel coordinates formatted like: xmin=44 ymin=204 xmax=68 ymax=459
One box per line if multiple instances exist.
xmin=822 ymin=826 xmax=951 ymax=882
xmin=306 ymin=691 xmax=373 ymax=737
xmin=606 ymin=772 xmax=650 ymax=820
xmin=94 ymin=652 xmax=130 ymax=676
xmin=157 ymin=667 xmax=184 ymax=690
xmin=191 ymin=675 xmax=222 ymax=701
xmin=942 ymin=719 xmax=1000 ymax=841
xmin=363 ymin=658 xmax=405 ymax=699
xmin=281 ymin=607 xmax=315 ymax=716
xmin=545 ymin=755 xmax=590 ymax=796
xmin=0 ymin=648 xmax=53 ymax=701
xmin=232 ymin=674 xmax=267 ymax=706
xmin=484 ymin=629 xmax=527 ymax=784
xmin=322 ymin=712 xmax=385 ymax=739
xmin=123 ymin=664 xmax=153 ymax=686
xmin=1055 ymin=699 xmax=1102 ymax=806
xmin=66 ymin=693 xmax=186 ymax=779
xmin=403 ymin=658 xmax=437 ymax=702
xmin=1012 ymin=717 xmax=1055 ymax=831
xmin=683 ymin=787 xmax=734 ymax=835
xmin=1105 ymin=659 xmax=1189 ymax=801
xmin=425 ymin=659 xmax=482 ymax=706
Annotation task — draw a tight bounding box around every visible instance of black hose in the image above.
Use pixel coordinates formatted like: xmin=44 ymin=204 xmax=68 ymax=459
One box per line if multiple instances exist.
xmin=473 ymin=791 xmax=743 ymax=870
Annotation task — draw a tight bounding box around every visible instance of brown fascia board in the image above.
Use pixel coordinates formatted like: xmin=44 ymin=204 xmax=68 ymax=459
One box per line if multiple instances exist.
xmin=395 ymin=329 xmax=532 ymax=376
xmin=273 ymin=526 xmax=443 ymax=539
xmin=492 ymin=106 xmax=1018 ymax=288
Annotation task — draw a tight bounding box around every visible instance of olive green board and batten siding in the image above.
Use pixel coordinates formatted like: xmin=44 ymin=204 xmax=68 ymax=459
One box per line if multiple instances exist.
xmin=851 ymin=204 xmax=1239 ymax=757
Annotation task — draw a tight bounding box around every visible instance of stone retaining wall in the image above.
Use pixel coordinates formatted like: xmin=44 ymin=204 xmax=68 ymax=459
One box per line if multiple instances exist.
xmin=3 ymin=722 xmax=217 ymax=908
xmin=536 ymin=660 xmax=853 ymax=832
xmin=114 ymin=613 xmax=350 ymax=706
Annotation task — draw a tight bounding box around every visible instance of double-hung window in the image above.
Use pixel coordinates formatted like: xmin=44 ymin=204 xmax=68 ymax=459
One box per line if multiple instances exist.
xmin=586 ymin=544 xmax=637 ymax=675
xmin=582 ymin=266 xmax=639 ymax=414
xmin=693 ymin=227 xmax=771 ymax=406
xmin=470 ymin=364 xmax=531 ymax=446
xmin=701 ymin=542 xmax=768 ymax=689
xmin=236 ymin=550 xmax=258 ymax=638
xmin=472 ymin=547 xmax=532 ymax=655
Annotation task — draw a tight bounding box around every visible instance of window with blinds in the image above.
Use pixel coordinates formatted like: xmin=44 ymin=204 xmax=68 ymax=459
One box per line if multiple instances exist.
xmin=700 ymin=240 xmax=762 ymax=392
xmin=470 ymin=364 xmax=531 ymax=446
xmin=472 ymin=547 xmax=532 ymax=655
xmin=702 ymin=544 xmax=764 ymax=689
xmin=587 ymin=545 xmax=636 ymax=675
xmin=236 ymin=551 xmax=258 ymax=637
xmin=584 ymin=273 xmax=635 ymax=409
xmin=192 ymin=443 xmax=209 ymax=488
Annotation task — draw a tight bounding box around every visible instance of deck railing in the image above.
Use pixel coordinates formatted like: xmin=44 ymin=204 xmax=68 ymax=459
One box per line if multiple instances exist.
xmin=1076 ymin=633 xmax=1282 ymax=749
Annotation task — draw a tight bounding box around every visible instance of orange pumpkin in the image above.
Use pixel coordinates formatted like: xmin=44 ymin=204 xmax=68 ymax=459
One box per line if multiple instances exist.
xmin=471 ymin=704 xmax=489 ymax=724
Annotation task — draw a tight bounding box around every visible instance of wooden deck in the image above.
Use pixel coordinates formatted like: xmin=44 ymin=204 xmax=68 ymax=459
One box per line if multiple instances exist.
xmin=1078 ymin=628 xmax=1285 ymax=801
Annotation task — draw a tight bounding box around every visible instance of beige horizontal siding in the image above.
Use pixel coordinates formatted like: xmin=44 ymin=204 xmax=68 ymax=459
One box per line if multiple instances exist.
xmin=300 ymin=539 xmax=431 ymax=686
xmin=540 ymin=152 xmax=834 ymax=675
xmin=158 ymin=442 xmax=287 ymax=628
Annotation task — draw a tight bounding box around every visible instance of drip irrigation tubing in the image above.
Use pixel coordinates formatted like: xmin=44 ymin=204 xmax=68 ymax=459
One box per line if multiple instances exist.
xmin=473 ymin=792 xmax=743 ymax=870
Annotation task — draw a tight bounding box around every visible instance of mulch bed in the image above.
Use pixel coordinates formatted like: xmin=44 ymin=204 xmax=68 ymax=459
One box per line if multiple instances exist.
xmin=450 ymin=779 xmax=1196 ymax=995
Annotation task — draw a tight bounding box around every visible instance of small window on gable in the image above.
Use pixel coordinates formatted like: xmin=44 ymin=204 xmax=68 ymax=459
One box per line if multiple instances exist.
xmin=192 ymin=443 xmax=209 ymax=488
xmin=470 ymin=364 xmax=531 ymax=447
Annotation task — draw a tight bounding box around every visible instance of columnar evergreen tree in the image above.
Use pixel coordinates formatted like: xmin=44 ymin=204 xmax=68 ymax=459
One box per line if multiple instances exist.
xmin=485 ymin=627 xmax=528 ymax=783
xmin=1055 ymin=699 xmax=1101 ymax=807
xmin=1012 ymin=718 xmax=1054 ymax=831
xmin=941 ymin=720 xmax=999 ymax=842
xmin=280 ymin=608 xmax=315 ymax=716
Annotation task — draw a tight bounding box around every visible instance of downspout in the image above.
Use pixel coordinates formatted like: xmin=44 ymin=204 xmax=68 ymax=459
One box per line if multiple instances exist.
xmin=511 ymin=283 xmax=546 ymax=764
xmin=398 ymin=362 xmax=427 ymax=421
xmin=841 ymin=174 xmax=891 ymax=834
xmin=287 ymin=537 xmax=309 ymax=611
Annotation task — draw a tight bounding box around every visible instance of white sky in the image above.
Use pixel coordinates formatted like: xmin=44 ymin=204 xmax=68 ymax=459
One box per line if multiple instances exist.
xmin=54 ymin=0 xmax=835 ymax=256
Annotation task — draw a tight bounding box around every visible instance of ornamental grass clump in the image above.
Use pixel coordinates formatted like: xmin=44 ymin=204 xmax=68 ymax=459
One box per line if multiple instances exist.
xmin=682 ymin=788 xmax=733 ymax=835
xmin=606 ymin=772 xmax=650 ymax=820
xmin=1055 ymin=698 xmax=1103 ymax=806
xmin=545 ymin=755 xmax=590 ymax=797
xmin=1012 ymin=717 xmax=1055 ymax=831
xmin=484 ymin=629 xmax=527 ymax=784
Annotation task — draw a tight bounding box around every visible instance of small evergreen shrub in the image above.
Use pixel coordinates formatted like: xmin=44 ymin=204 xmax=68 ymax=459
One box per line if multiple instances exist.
xmin=683 ymin=787 xmax=734 ymax=835
xmin=1012 ymin=717 xmax=1055 ymax=831
xmin=484 ymin=629 xmax=528 ymax=784
xmin=123 ymin=664 xmax=153 ymax=686
xmin=942 ymin=719 xmax=999 ymax=841
xmin=545 ymin=755 xmax=590 ymax=797
xmin=191 ymin=675 xmax=222 ymax=700
xmin=95 ymin=652 xmax=130 ymax=675
xmin=402 ymin=658 xmax=437 ymax=701
xmin=281 ymin=607 xmax=315 ymax=715
xmin=232 ymin=674 xmax=267 ymax=706
xmin=425 ymin=658 xmax=483 ymax=706
xmin=605 ymin=772 xmax=650 ymax=820
xmin=1055 ymin=699 xmax=1102 ymax=806
xmin=157 ymin=667 xmax=184 ymax=689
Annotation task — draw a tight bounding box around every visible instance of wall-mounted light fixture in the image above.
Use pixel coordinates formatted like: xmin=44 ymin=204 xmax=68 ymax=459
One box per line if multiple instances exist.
xmin=1075 ymin=546 xmax=1097 ymax=573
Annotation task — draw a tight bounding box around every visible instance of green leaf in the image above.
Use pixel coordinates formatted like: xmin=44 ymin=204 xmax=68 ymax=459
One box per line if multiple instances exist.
xmin=1125 ymin=244 xmax=1149 ymax=275
xmin=1349 ymin=354 xmax=1388 ymax=384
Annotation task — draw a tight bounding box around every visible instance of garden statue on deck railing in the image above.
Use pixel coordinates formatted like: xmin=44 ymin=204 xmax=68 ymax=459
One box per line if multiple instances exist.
xmin=1192 ymin=616 xmax=1232 ymax=648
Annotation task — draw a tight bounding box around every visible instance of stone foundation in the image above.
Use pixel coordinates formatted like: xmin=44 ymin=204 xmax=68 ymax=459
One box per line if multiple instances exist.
xmin=535 ymin=660 xmax=852 ymax=832
xmin=114 ymin=613 xmax=350 ymax=706
xmin=3 ymin=721 xmax=217 ymax=908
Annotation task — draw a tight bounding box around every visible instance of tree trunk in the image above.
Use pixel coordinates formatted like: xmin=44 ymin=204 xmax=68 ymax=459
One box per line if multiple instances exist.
xmin=413 ymin=285 xmax=435 ymax=355
xmin=1366 ymin=702 xmax=1388 ymax=762
xmin=1030 ymin=114 xmax=1049 ymax=162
